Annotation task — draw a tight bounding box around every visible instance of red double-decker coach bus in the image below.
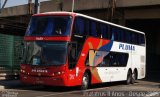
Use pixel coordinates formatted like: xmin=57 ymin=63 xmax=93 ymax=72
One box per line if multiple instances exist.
xmin=20 ymin=12 xmax=146 ymax=90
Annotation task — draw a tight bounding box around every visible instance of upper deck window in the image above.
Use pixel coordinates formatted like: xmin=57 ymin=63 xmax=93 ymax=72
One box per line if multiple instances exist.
xmin=26 ymin=16 xmax=72 ymax=36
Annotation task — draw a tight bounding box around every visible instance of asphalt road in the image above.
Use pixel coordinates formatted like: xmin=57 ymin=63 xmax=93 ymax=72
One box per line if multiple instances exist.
xmin=0 ymin=80 xmax=160 ymax=97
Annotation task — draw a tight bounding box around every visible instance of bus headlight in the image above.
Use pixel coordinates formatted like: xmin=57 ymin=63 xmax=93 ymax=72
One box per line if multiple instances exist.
xmin=58 ymin=72 xmax=61 ymax=75
xmin=20 ymin=69 xmax=26 ymax=73
xmin=52 ymin=71 xmax=65 ymax=76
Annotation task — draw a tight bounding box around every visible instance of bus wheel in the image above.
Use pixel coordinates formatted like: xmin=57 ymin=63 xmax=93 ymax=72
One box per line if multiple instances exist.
xmin=81 ymin=73 xmax=89 ymax=90
xmin=131 ymin=71 xmax=137 ymax=84
xmin=126 ymin=71 xmax=132 ymax=85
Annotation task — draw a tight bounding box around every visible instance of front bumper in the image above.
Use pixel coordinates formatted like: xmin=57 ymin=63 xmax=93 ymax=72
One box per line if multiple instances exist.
xmin=20 ymin=73 xmax=68 ymax=86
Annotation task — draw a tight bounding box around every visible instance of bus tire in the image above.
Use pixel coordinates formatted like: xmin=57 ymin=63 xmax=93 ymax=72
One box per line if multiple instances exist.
xmin=126 ymin=70 xmax=132 ymax=85
xmin=81 ymin=73 xmax=89 ymax=90
xmin=131 ymin=70 xmax=137 ymax=84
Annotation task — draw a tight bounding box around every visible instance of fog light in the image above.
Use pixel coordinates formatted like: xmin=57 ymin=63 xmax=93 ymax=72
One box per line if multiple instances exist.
xmin=21 ymin=69 xmax=26 ymax=73
xmin=57 ymin=72 xmax=61 ymax=75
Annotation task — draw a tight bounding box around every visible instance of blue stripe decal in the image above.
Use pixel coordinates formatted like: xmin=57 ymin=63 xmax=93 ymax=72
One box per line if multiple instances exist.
xmin=99 ymin=41 xmax=113 ymax=51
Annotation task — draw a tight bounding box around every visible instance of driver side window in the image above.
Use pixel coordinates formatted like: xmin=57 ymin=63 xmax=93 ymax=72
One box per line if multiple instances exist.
xmin=68 ymin=43 xmax=77 ymax=69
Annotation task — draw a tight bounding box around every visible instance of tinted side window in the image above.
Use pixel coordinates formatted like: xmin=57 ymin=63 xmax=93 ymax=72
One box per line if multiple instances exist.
xmin=107 ymin=25 xmax=112 ymax=39
xmin=138 ymin=34 xmax=145 ymax=46
xmin=74 ymin=17 xmax=85 ymax=35
xmin=118 ymin=29 xmax=126 ymax=42
xmin=96 ymin=22 xmax=101 ymax=37
xmin=90 ymin=21 xmax=97 ymax=36
xmin=131 ymin=32 xmax=138 ymax=45
xmin=86 ymin=50 xmax=129 ymax=67
xmin=105 ymin=52 xmax=129 ymax=67
xmin=125 ymin=31 xmax=132 ymax=43
xmin=100 ymin=24 xmax=107 ymax=39
xmin=111 ymin=27 xmax=118 ymax=41
xmin=85 ymin=19 xmax=90 ymax=36
xmin=111 ymin=27 xmax=126 ymax=42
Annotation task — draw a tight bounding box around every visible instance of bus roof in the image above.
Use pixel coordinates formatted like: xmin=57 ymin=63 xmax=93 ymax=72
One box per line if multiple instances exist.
xmin=35 ymin=11 xmax=145 ymax=35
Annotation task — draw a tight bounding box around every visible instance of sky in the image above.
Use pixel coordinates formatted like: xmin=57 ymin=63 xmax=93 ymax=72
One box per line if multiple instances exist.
xmin=1 ymin=0 xmax=50 ymax=8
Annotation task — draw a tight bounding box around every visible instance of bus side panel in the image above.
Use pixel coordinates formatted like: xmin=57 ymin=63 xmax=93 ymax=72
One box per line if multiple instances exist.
xmin=76 ymin=37 xmax=111 ymax=84
xmin=131 ymin=45 xmax=146 ymax=79
xmin=109 ymin=42 xmax=132 ymax=81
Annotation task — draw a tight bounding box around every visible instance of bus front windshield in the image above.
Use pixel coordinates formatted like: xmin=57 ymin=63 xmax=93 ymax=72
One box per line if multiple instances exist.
xmin=23 ymin=41 xmax=68 ymax=66
xmin=26 ymin=16 xmax=72 ymax=36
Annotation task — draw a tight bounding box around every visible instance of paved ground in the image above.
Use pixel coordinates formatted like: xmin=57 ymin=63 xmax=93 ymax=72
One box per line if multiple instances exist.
xmin=0 ymin=80 xmax=160 ymax=97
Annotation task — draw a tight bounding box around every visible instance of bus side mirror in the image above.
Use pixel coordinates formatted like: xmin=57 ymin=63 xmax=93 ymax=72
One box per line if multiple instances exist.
xmin=19 ymin=42 xmax=25 ymax=61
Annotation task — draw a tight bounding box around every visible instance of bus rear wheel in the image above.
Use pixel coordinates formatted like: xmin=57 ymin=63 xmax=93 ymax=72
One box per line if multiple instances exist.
xmin=81 ymin=73 xmax=89 ymax=90
xmin=131 ymin=71 xmax=137 ymax=84
xmin=126 ymin=71 xmax=132 ymax=85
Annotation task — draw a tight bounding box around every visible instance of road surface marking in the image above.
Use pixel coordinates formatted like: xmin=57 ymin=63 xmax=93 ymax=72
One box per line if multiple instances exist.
xmin=36 ymin=87 xmax=109 ymax=97
xmin=144 ymin=92 xmax=160 ymax=97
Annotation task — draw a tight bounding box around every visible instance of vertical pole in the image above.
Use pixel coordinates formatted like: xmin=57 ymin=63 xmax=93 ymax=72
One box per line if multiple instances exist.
xmin=111 ymin=0 xmax=116 ymax=18
xmin=0 ymin=0 xmax=1 ymax=13
xmin=37 ymin=0 xmax=40 ymax=13
xmin=2 ymin=0 xmax=8 ymax=9
xmin=107 ymin=0 xmax=116 ymax=22
xmin=34 ymin=0 xmax=40 ymax=14
xmin=72 ymin=0 xmax=74 ymax=12
xmin=28 ymin=0 xmax=32 ymax=14
xmin=0 ymin=0 xmax=8 ymax=13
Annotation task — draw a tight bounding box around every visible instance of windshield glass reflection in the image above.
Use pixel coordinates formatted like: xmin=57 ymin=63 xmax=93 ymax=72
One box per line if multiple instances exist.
xmin=23 ymin=41 xmax=68 ymax=66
